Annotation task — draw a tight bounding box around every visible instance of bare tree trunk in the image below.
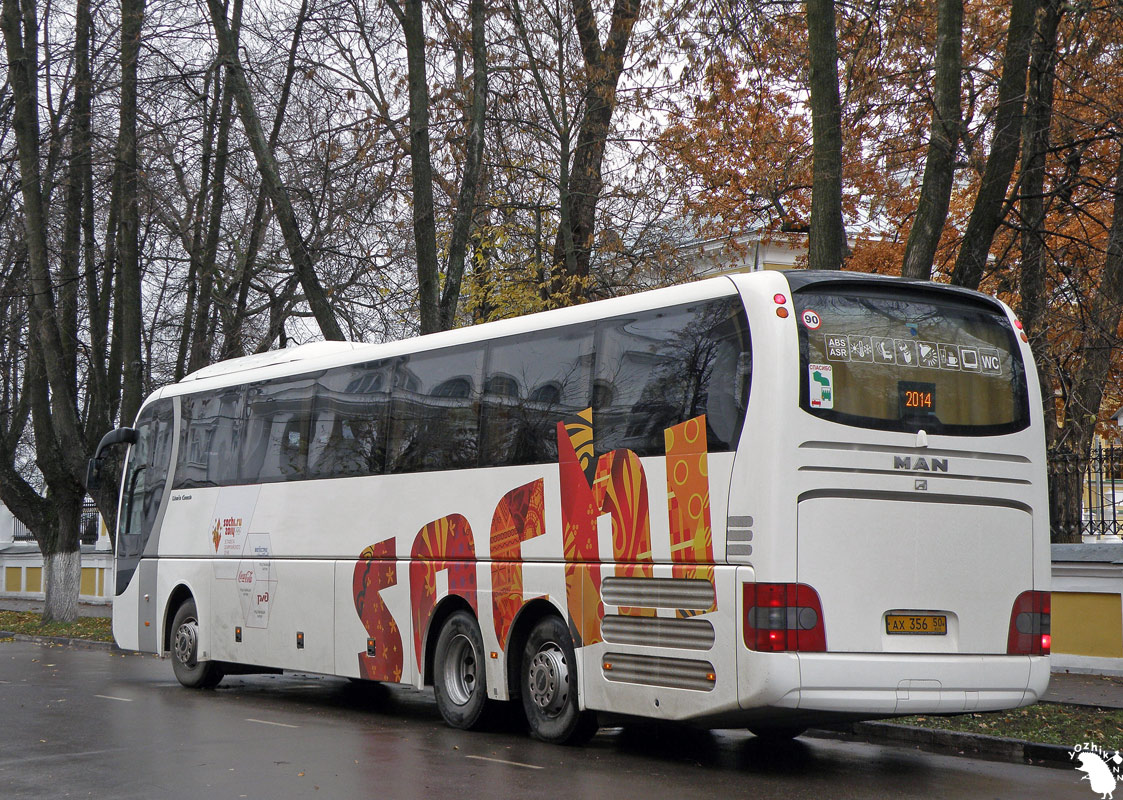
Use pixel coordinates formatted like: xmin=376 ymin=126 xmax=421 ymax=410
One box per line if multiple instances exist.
xmin=1017 ymin=0 xmax=1061 ymax=461
xmin=178 ymin=70 xmax=219 ymax=378
xmin=901 ymin=0 xmax=962 ymax=280
xmin=205 ymin=0 xmax=345 ymax=342
xmin=386 ymin=0 xmax=440 ymax=333
xmin=549 ymin=0 xmax=641 ymax=304
xmin=75 ymin=0 xmax=114 ymax=450
xmin=388 ymin=0 xmax=489 ymax=333
xmin=1017 ymin=0 xmax=1061 ymax=341
xmin=1047 ymin=445 xmax=1084 ymax=544
xmin=950 ymin=0 xmax=1038 ymax=290
xmin=189 ymin=63 xmax=236 ymax=373
xmin=1 ymin=0 xmax=85 ymax=478
xmin=805 ymin=0 xmax=847 ymax=271
xmin=117 ymin=0 xmax=145 ymax=427
xmin=221 ymin=0 xmax=307 ymax=359
xmin=24 ymin=316 xmax=86 ymax=621
xmin=2 ymin=0 xmax=94 ymax=622
xmin=438 ymin=0 xmax=487 ymax=330
xmin=43 ymin=505 xmax=82 ymax=622
xmin=508 ymin=0 xmax=577 ymax=301
xmin=1009 ymin=0 xmax=1080 ymax=543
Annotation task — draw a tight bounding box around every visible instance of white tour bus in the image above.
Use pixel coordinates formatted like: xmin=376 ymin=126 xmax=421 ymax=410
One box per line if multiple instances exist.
xmin=90 ymin=270 xmax=1050 ymax=743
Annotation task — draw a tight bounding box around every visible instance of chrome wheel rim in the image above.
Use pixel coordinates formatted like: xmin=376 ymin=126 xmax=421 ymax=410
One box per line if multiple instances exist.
xmin=443 ymin=632 xmax=479 ymax=706
xmin=174 ymin=617 xmax=199 ymax=668
xmin=527 ymin=642 xmax=568 ymax=717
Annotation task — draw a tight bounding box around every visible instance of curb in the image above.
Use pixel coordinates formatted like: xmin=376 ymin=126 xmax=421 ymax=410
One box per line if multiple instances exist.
xmin=809 ymin=721 xmax=1073 ymax=769
xmin=0 ymin=631 xmax=122 ymax=652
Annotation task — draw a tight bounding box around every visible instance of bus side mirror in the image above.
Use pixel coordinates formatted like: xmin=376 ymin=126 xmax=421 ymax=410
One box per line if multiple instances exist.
xmin=85 ymin=457 xmax=104 ymax=492
xmin=86 ymin=427 xmax=139 ymax=491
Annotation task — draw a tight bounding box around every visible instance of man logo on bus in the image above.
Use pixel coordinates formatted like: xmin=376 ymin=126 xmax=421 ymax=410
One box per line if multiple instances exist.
xmin=893 ymin=456 xmax=949 ymax=473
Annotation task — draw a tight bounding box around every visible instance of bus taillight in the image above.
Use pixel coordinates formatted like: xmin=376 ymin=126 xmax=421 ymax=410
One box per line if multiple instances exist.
xmin=1007 ymin=591 xmax=1050 ymax=656
xmin=743 ymin=583 xmax=827 ymax=652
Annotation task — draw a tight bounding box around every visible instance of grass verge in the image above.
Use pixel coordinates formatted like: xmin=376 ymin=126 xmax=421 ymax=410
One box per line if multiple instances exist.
xmin=0 ymin=610 xmax=113 ymax=642
xmin=896 ymin=703 xmax=1123 ymax=747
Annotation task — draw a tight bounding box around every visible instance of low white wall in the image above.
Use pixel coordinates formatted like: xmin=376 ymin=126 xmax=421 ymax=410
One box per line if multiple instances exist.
xmin=1050 ymin=543 xmax=1123 ymax=676
xmin=0 ymin=546 xmax=113 ymax=604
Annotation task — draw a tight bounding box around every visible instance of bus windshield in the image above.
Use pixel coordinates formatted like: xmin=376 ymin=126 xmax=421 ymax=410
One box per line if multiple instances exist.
xmin=794 ymin=286 xmax=1030 ymax=436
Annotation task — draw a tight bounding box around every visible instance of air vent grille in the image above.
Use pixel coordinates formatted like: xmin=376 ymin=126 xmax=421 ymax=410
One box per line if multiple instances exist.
xmin=601 ymin=653 xmax=716 ymax=691
xmin=600 ymin=615 xmax=716 ymax=650
xmin=601 ymin=577 xmax=715 ymax=610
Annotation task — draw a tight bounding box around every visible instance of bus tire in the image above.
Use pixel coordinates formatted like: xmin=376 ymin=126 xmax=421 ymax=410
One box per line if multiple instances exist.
xmin=433 ymin=611 xmax=490 ymax=730
xmin=171 ymin=599 xmax=224 ymax=689
xmin=520 ymin=616 xmax=597 ymax=745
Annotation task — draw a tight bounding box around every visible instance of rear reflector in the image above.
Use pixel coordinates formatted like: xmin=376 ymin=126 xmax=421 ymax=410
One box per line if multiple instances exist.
xmin=1007 ymin=590 xmax=1050 ymax=655
xmin=743 ymin=583 xmax=826 ymax=652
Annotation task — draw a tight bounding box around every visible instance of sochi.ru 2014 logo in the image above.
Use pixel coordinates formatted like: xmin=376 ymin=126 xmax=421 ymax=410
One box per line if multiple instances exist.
xmin=1070 ymin=742 xmax=1123 ymax=799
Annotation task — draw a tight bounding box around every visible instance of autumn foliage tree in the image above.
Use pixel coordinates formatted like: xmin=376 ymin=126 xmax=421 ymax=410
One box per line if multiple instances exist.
xmin=661 ymin=0 xmax=1123 ymax=541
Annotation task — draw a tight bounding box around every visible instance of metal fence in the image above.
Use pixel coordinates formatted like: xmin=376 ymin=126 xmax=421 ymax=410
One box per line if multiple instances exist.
xmin=10 ymin=499 xmax=101 ymax=544
xmin=1079 ymin=442 xmax=1123 ymax=538
xmin=11 ymin=515 xmax=32 ymax=542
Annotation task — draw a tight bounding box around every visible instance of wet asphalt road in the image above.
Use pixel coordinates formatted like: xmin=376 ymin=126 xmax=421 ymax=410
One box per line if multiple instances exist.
xmin=0 ymin=640 xmax=1086 ymax=799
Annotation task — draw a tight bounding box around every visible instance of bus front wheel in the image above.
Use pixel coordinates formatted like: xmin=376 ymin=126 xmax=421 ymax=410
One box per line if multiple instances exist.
xmin=520 ymin=616 xmax=597 ymax=745
xmin=171 ymin=599 xmax=224 ymax=689
xmin=433 ymin=611 xmax=490 ymax=730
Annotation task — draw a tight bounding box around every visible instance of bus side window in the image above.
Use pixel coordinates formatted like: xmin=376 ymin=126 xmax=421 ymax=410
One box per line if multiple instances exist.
xmin=480 ymin=326 xmax=594 ymax=467
xmin=241 ymin=377 xmax=315 ymax=484
xmin=309 ymin=362 xmax=392 ymax=478
xmin=175 ymin=388 xmax=244 ymax=488
xmin=706 ymin=303 xmax=752 ymax=449
xmin=387 ymin=345 xmax=484 ymax=474
xmin=592 ymin=297 xmax=750 ymax=456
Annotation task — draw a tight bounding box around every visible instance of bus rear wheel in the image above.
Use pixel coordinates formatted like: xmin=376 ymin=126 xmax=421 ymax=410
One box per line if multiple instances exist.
xmin=171 ymin=599 xmax=224 ymax=689
xmin=520 ymin=616 xmax=597 ymax=745
xmin=433 ymin=611 xmax=490 ymax=730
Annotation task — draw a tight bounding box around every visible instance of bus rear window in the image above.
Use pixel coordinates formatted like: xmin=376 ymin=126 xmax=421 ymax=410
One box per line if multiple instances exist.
xmin=794 ymin=287 xmax=1030 ymax=436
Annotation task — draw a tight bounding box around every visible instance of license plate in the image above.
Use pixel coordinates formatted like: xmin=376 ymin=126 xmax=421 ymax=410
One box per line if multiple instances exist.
xmin=885 ymin=614 xmax=947 ymax=635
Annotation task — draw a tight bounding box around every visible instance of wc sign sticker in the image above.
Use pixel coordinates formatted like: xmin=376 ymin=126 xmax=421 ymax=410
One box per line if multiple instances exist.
xmin=809 ymin=363 xmax=834 ymax=410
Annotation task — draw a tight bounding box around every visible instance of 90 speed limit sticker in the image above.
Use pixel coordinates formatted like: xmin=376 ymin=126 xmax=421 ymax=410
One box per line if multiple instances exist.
xmin=801 ymin=309 xmax=822 ymax=329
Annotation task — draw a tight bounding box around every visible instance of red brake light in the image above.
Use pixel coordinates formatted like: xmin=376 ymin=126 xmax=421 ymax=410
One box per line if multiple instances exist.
xmin=743 ymin=583 xmax=826 ymax=652
xmin=773 ymin=293 xmax=787 ymax=305
xmin=1007 ymin=591 xmax=1050 ymax=655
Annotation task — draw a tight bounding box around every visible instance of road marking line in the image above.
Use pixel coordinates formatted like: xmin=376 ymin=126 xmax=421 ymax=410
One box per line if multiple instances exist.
xmin=245 ymin=718 xmax=300 ymax=729
xmin=94 ymin=694 xmax=133 ymax=702
xmin=465 ymin=755 xmax=543 ymax=770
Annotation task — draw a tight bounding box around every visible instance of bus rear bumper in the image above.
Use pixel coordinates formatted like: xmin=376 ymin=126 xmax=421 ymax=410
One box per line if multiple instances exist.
xmin=769 ymin=653 xmax=1050 ymax=716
